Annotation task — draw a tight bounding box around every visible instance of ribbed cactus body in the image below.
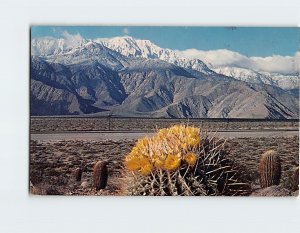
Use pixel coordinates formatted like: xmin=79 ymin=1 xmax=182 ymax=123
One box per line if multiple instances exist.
xmin=93 ymin=161 xmax=108 ymax=190
xmin=259 ymin=150 xmax=281 ymax=188
xmin=293 ymin=167 xmax=299 ymax=191
xmin=126 ymin=125 xmax=250 ymax=196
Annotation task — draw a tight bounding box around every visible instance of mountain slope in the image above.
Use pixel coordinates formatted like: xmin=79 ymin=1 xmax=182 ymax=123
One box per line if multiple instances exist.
xmin=32 ymin=36 xmax=299 ymax=90
xmin=30 ymin=37 xmax=299 ymax=118
xmin=212 ymin=66 xmax=299 ymax=90
xmin=114 ymin=68 xmax=299 ymax=118
xmin=31 ymin=57 xmax=126 ymax=115
xmin=31 ymin=37 xmax=87 ymax=56
xmin=98 ymin=36 xmax=215 ymax=75
xmin=97 ymin=37 xmax=299 ymax=89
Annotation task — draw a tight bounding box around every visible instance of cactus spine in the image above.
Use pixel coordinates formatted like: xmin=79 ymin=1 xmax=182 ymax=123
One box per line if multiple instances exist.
xmin=93 ymin=161 xmax=108 ymax=190
xmin=125 ymin=125 xmax=250 ymax=196
xmin=259 ymin=150 xmax=281 ymax=188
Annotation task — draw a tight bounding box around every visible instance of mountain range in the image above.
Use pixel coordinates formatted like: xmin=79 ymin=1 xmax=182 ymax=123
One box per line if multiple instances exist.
xmin=30 ymin=36 xmax=299 ymax=118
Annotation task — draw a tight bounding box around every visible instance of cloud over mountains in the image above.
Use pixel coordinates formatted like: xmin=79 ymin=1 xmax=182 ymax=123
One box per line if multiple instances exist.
xmin=177 ymin=49 xmax=300 ymax=75
xmin=31 ymin=33 xmax=299 ymax=118
xmin=40 ymin=30 xmax=300 ymax=75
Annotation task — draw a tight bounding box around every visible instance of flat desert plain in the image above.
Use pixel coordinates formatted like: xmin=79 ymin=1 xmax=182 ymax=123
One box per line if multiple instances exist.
xmin=29 ymin=117 xmax=299 ymax=196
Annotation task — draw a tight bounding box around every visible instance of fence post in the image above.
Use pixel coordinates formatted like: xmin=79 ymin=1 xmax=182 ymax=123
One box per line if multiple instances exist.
xmin=108 ymin=114 xmax=111 ymax=131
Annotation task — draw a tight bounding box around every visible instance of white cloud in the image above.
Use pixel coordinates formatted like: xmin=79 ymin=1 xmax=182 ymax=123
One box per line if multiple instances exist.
xmin=93 ymin=37 xmax=111 ymax=43
xmin=293 ymin=51 xmax=300 ymax=73
xmin=123 ymin=27 xmax=130 ymax=35
xmin=177 ymin=49 xmax=300 ymax=75
xmin=34 ymin=32 xmax=299 ymax=75
xmin=250 ymin=55 xmax=295 ymax=74
xmin=61 ymin=31 xmax=84 ymax=47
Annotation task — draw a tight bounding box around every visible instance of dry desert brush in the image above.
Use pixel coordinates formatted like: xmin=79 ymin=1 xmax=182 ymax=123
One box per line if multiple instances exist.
xmin=125 ymin=125 xmax=251 ymax=196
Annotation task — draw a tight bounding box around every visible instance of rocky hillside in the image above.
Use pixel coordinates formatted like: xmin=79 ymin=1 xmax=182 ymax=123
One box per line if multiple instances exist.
xmin=30 ymin=38 xmax=299 ymax=118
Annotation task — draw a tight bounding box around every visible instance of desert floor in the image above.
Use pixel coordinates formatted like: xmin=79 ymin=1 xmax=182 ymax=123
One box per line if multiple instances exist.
xmin=29 ymin=118 xmax=299 ymax=196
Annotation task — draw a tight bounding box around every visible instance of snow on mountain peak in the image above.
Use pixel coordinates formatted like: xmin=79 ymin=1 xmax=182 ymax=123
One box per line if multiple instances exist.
xmin=31 ymin=36 xmax=87 ymax=56
xmin=96 ymin=36 xmax=213 ymax=74
xmin=98 ymin=36 xmax=164 ymax=59
xmin=213 ymin=66 xmax=299 ymax=90
xmin=31 ymin=35 xmax=299 ymax=90
xmin=31 ymin=35 xmax=215 ymax=75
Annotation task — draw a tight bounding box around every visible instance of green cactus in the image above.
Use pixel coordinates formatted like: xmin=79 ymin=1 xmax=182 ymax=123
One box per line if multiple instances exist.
xmin=259 ymin=150 xmax=281 ymax=188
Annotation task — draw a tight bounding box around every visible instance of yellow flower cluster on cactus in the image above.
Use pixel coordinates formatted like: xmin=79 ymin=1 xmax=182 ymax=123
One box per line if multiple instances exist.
xmin=125 ymin=125 xmax=201 ymax=175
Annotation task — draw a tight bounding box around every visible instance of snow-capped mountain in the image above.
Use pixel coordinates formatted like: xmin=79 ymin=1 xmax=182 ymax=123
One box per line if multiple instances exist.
xmin=30 ymin=36 xmax=299 ymax=118
xmin=32 ymin=36 xmax=299 ymax=90
xmin=96 ymin=37 xmax=300 ymax=90
xmin=32 ymin=36 xmax=213 ymax=75
xmin=44 ymin=41 xmax=132 ymax=70
xmin=97 ymin=36 xmax=214 ymax=75
xmin=31 ymin=36 xmax=87 ymax=56
xmin=213 ymin=66 xmax=299 ymax=90
xmin=31 ymin=56 xmax=299 ymax=118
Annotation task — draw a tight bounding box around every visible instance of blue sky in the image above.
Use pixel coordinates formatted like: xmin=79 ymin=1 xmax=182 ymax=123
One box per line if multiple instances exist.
xmin=31 ymin=26 xmax=299 ymax=57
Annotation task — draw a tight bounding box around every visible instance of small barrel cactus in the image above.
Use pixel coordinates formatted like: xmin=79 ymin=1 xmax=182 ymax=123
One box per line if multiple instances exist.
xmin=93 ymin=161 xmax=108 ymax=190
xmin=292 ymin=167 xmax=299 ymax=191
xmin=125 ymin=125 xmax=250 ymax=196
xmin=259 ymin=150 xmax=281 ymax=188
xmin=74 ymin=168 xmax=82 ymax=182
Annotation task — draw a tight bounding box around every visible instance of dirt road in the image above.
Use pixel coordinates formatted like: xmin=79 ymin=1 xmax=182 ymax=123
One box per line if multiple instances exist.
xmin=31 ymin=129 xmax=299 ymax=141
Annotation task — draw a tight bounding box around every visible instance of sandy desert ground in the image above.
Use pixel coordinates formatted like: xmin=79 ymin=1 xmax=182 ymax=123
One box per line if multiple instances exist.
xmin=29 ymin=118 xmax=299 ymax=196
xmin=30 ymin=117 xmax=299 ymax=132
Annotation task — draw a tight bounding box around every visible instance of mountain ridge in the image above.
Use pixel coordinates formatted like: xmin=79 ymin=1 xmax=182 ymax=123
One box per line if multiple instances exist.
xmin=32 ymin=36 xmax=299 ymax=91
xmin=30 ymin=37 xmax=299 ymax=119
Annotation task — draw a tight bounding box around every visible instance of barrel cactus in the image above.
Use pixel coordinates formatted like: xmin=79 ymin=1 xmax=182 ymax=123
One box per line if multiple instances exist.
xmin=93 ymin=161 xmax=108 ymax=190
xmin=258 ymin=150 xmax=281 ymax=188
xmin=125 ymin=125 xmax=250 ymax=196
xmin=292 ymin=167 xmax=299 ymax=191
xmin=74 ymin=168 xmax=82 ymax=182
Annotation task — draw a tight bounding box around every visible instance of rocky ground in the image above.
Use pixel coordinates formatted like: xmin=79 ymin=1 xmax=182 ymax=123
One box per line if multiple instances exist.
xmin=29 ymin=136 xmax=299 ymax=196
xmin=30 ymin=117 xmax=299 ymax=132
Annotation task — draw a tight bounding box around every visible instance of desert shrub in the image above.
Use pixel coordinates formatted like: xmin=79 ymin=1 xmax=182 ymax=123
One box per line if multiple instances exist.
xmin=125 ymin=125 xmax=251 ymax=196
xmin=29 ymin=169 xmax=44 ymax=185
xmin=45 ymin=185 xmax=62 ymax=195
xmin=282 ymin=168 xmax=298 ymax=191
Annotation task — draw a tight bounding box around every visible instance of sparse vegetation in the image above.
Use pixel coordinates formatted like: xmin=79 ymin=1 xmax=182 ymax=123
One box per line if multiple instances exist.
xmin=30 ymin=117 xmax=298 ymax=132
xmin=29 ymin=120 xmax=299 ymax=196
